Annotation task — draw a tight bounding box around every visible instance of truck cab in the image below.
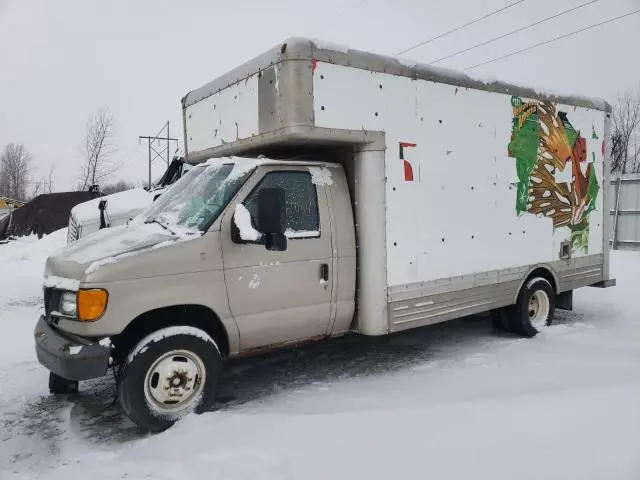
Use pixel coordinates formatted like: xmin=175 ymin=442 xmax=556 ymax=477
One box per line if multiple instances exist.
xmin=37 ymin=156 xmax=356 ymax=430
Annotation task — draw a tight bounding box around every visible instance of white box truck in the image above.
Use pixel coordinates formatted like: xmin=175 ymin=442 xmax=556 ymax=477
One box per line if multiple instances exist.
xmin=35 ymin=38 xmax=614 ymax=432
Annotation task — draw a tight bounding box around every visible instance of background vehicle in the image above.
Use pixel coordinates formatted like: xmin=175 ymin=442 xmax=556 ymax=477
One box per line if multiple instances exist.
xmin=66 ymin=157 xmax=193 ymax=243
xmin=36 ymin=38 xmax=614 ymax=431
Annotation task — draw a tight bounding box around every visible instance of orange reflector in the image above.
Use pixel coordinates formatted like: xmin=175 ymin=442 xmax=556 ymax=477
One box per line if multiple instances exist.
xmin=77 ymin=289 xmax=108 ymax=322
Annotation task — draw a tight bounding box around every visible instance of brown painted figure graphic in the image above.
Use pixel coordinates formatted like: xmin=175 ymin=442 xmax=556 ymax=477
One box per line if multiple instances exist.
xmin=508 ymin=97 xmax=599 ymax=253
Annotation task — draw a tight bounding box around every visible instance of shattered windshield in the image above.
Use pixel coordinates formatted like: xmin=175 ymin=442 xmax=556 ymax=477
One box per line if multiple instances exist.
xmin=143 ymin=162 xmax=250 ymax=233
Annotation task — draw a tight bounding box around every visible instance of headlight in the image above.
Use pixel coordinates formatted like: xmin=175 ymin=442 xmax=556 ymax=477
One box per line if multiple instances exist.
xmin=60 ymin=292 xmax=77 ymax=317
xmin=77 ymin=289 xmax=109 ymax=322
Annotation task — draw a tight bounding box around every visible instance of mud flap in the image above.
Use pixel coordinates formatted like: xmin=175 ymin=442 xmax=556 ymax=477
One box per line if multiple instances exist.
xmin=556 ymin=290 xmax=573 ymax=311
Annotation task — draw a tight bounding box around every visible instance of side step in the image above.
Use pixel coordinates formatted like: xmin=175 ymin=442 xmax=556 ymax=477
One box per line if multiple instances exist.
xmin=589 ymin=279 xmax=617 ymax=288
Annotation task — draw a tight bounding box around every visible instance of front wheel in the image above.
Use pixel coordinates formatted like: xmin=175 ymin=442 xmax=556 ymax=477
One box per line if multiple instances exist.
xmin=117 ymin=326 xmax=222 ymax=432
xmin=510 ymin=277 xmax=555 ymax=337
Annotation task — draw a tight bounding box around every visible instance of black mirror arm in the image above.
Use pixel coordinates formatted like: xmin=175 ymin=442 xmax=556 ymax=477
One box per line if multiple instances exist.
xmin=265 ymin=232 xmax=287 ymax=251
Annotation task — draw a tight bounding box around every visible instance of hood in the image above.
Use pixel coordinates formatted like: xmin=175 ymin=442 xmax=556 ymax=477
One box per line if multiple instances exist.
xmin=70 ymin=188 xmax=153 ymax=223
xmin=44 ymin=221 xmax=178 ymax=287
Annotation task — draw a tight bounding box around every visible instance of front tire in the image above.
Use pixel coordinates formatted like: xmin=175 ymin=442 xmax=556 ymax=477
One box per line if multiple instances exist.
xmin=117 ymin=327 xmax=222 ymax=432
xmin=510 ymin=277 xmax=555 ymax=337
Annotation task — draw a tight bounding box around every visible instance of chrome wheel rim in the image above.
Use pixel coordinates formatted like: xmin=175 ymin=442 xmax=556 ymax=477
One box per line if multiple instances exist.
xmin=143 ymin=349 xmax=206 ymax=414
xmin=529 ymin=290 xmax=550 ymax=328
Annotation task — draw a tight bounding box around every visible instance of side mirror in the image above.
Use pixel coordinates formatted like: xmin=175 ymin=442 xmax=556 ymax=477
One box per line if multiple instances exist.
xmin=258 ymin=187 xmax=287 ymax=252
xmin=98 ymin=200 xmax=109 ymax=229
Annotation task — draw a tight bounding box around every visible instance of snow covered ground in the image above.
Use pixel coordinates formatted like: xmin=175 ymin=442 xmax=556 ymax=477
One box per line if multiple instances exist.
xmin=1 ymin=229 xmax=638 ymax=479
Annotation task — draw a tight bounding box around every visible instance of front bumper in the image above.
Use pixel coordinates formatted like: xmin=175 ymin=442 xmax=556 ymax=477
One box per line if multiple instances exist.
xmin=34 ymin=315 xmax=111 ymax=381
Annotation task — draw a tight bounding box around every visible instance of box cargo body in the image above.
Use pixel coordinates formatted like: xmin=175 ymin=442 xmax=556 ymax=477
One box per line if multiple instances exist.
xmin=182 ymin=37 xmax=613 ymax=335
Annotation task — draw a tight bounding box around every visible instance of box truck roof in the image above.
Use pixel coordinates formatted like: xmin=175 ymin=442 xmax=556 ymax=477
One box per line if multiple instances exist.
xmin=199 ymin=155 xmax=339 ymax=169
xmin=182 ymin=37 xmax=609 ymax=113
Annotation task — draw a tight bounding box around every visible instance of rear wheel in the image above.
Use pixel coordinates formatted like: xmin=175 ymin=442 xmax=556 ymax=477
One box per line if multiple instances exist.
xmin=510 ymin=277 xmax=555 ymax=337
xmin=117 ymin=327 xmax=222 ymax=432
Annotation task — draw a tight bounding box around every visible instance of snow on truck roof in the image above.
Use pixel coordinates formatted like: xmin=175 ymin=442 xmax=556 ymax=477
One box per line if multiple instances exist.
xmin=182 ymin=37 xmax=609 ymax=112
xmin=200 ymin=155 xmax=339 ymax=167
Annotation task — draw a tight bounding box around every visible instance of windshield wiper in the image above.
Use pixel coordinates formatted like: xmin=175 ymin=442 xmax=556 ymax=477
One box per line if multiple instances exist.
xmin=144 ymin=218 xmax=176 ymax=236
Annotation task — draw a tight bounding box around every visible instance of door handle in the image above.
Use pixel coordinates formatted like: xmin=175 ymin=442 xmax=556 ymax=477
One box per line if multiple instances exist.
xmin=320 ymin=263 xmax=329 ymax=282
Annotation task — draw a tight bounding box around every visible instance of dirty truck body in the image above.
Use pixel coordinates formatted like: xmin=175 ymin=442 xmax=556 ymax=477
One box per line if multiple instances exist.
xmin=35 ymin=38 xmax=614 ymax=431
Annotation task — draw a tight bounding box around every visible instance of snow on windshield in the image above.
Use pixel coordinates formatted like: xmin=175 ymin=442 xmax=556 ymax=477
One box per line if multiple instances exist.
xmin=142 ymin=162 xmax=252 ymax=233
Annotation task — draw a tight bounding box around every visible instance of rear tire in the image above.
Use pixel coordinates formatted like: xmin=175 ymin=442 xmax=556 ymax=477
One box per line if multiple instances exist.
xmin=48 ymin=372 xmax=79 ymax=395
xmin=510 ymin=277 xmax=555 ymax=337
xmin=117 ymin=327 xmax=222 ymax=432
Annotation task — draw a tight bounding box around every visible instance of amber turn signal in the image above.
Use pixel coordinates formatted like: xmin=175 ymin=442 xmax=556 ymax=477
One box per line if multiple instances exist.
xmin=77 ymin=289 xmax=108 ymax=322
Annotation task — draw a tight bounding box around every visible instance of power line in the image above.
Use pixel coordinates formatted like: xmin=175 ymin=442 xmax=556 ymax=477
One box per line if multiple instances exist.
xmin=430 ymin=0 xmax=600 ymax=64
xmin=396 ymin=0 xmax=526 ymax=56
xmin=138 ymin=121 xmax=179 ymax=188
xmin=465 ymin=8 xmax=640 ymax=70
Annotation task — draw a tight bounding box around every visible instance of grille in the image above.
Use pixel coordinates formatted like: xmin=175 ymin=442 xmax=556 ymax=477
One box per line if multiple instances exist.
xmin=43 ymin=287 xmax=61 ymax=317
xmin=67 ymin=215 xmax=79 ymax=243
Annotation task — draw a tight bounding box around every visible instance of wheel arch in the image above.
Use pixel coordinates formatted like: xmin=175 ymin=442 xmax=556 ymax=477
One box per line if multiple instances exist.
xmin=514 ymin=265 xmax=559 ymax=303
xmin=111 ymin=304 xmax=231 ymax=364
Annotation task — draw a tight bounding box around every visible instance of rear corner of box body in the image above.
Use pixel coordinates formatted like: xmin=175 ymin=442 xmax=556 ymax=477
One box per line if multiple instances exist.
xmin=602 ymin=110 xmax=613 ymax=280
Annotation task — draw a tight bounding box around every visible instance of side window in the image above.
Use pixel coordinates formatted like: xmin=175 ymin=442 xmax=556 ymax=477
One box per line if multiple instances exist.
xmin=244 ymin=171 xmax=320 ymax=238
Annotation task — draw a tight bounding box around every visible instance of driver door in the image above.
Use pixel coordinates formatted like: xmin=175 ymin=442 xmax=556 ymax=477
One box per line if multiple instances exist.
xmin=220 ymin=166 xmax=334 ymax=351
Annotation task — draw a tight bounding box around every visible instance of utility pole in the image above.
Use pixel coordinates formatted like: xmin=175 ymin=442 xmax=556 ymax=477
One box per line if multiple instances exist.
xmin=139 ymin=121 xmax=179 ymax=189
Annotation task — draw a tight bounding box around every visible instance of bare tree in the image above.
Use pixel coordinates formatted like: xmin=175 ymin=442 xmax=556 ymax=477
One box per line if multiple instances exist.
xmin=610 ymin=132 xmax=625 ymax=174
xmin=611 ymin=88 xmax=640 ymax=174
xmin=31 ymin=178 xmax=43 ymax=198
xmin=78 ymin=106 xmax=119 ymax=190
xmin=31 ymin=165 xmax=55 ymax=198
xmin=45 ymin=164 xmax=54 ymax=193
xmin=632 ymin=130 xmax=640 ymax=173
xmin=0 ymin=143 xmax=32 ymax=201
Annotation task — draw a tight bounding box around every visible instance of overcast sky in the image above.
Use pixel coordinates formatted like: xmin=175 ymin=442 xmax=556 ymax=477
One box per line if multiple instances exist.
xmin=1 ymin=0 xmax=638 ymax=192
